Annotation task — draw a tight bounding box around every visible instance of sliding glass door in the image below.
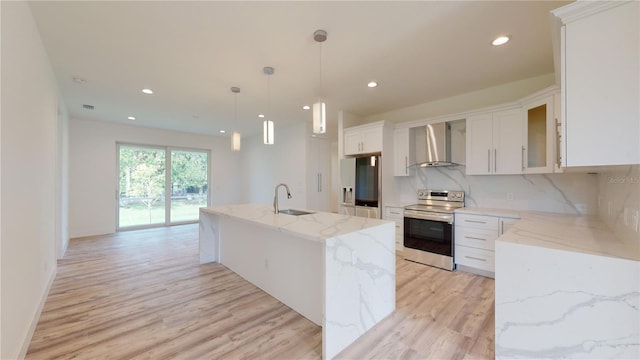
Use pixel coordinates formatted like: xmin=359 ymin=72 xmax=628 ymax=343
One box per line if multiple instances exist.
xmin=117 ymin=144 xmax=209 ymax=229
xmin=170 ymin=150 xmax=208 ymax=222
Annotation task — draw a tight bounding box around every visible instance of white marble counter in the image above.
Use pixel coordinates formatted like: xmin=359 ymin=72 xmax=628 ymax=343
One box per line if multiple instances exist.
xmin=199 ymin=204 xmax=396 ymax=360
xmin=456 ymin=207 xmax=639 ymax=261
xmin=467 ymin=206 xmax=640 ymax=358
xmin=201 ymin=204 xmax=392 ymax=243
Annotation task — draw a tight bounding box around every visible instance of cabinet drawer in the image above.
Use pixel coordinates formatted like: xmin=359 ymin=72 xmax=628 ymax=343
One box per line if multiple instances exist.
xmin=385 ymin=207 xmax=404 ymax=219
xmin=455 ymin=246 xmax=495 ymax=272
xmin=455 ymin=214 xmax=499 ymax=231
xmin=455 ymin=227 xmax=498 ymax=251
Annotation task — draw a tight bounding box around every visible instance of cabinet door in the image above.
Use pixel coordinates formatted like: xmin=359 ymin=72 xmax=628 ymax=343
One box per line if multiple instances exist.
xmin=499 ymin=218 xmax=518 ymax=235
xmin=493 ymin=109 xmax=524 ymax=175
xmin=362 ymin=127 xmax=383 ymax=153
xmin=307 ymin=136 xmax=330 ymax=211
xmin=523 ymin=96 xmax=554 ymax=174
xmin=564 ymin=1 xmax=639 ymax=166
xmin=465 ymin=114 xmax=494 ymax=175
xmin=344 ymin=131 xmax=362 ymax=155
xmin=393 ymin=128 xmax=411 ymax=176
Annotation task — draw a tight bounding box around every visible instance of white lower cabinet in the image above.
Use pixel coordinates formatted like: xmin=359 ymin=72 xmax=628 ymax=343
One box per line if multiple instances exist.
xmin=384 ymin=206 xmax=404 ymax=252
xmin=455 ymin=213 xmax=518 ymax=277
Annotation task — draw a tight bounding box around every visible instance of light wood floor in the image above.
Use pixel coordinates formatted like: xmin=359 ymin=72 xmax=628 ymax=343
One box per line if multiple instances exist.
xmin=26 ymin=224 xmax=494 ymax=359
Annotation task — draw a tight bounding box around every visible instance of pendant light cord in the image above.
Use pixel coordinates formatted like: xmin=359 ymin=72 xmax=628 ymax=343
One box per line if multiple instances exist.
xmin=318 ymin=42 xmax=323 ymax=99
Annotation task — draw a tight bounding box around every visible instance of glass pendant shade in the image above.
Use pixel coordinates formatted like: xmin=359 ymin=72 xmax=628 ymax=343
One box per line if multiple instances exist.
xmin=263 ymin=120 xmax=274 ymax=145
xmin=230 ymin=86 xmax=241 ymax=152
xmin=313 ymin=101 xmax=326 ymax=134
xmin=231 ymin=131 xmax=241 ymax=151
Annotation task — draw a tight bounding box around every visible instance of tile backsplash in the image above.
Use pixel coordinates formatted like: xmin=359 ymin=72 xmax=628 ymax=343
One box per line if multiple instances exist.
xmin=394 ymin=166 xmax=598 ymax=215
xmin=597 ymin=165 xmax=640 ymax=243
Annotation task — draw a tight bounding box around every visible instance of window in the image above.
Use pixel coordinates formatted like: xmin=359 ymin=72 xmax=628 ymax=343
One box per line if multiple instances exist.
xmin=118 ymin=144 xmax=209 ymax=229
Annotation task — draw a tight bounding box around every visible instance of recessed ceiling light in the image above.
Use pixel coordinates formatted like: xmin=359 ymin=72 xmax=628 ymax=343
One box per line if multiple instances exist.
xmin=367 ymin=81 xmax=378 ymax=88
xmin=492 ymin=36 xmax=510 ymax=46
xmin=258 ymin=114 xmax=265 ymax=118
xmin=302 ymin=105 xmax=310 ymax=110
xmin=219 ymin=130 xmax=226 ymax=134
xmin=142 ymin=88 xmax=154 ymax=94
xmin=127 ymin=116 xmax=136 ymax=120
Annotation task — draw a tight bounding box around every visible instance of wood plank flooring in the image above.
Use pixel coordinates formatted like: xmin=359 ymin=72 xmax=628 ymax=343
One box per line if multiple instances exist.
xmin=26 ymin=224 xmax=494 ymax=359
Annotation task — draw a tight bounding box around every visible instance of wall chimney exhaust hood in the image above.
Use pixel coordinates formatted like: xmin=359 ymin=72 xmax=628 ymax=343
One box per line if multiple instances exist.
xmin=415 ymin=122 xmax=458 ymax=167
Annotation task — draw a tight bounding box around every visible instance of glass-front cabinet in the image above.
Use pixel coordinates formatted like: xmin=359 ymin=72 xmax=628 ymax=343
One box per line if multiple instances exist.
xmin=522 ymin=95 xmax=555 ymax=174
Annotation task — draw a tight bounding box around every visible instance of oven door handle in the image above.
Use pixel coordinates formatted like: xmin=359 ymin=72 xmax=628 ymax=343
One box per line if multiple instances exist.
xmin=404 ymin=210 xmax=453 ymax=224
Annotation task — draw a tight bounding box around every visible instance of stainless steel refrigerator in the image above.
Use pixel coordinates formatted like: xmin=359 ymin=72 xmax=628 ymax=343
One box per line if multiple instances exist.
xmin=339 ymin=155 xmax=381 ymax=218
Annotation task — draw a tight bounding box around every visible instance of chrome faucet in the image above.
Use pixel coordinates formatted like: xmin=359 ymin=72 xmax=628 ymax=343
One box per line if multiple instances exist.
xmin=273 ymin=183 xmax=292 ymax=214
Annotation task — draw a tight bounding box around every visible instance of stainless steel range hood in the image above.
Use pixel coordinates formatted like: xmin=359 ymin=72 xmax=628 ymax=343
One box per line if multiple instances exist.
xmin=416 ymin=122 xmax=458 ymax=167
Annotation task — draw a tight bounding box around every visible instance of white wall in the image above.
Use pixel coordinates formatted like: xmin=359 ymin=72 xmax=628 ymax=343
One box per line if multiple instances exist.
xmin=1 ymin=2 xmax=63 ymax=358
xmin=68 ymin=118 xmax=242 ymax=238
xmin=241 ymin=122 xmax=308 ymax=210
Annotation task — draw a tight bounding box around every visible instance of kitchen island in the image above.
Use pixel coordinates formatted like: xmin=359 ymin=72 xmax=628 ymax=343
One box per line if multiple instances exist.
xmin=199 ymin=204 xmax=396 ymax=360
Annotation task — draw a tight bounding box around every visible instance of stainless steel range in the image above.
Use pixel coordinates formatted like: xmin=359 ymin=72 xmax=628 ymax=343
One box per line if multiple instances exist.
xmin=403 ymin=189 xmax=465 ymax=270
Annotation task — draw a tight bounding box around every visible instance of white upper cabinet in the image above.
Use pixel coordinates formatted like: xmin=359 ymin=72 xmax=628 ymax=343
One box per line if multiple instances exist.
xmin=522 ymin=95 xmax=555 ymax=174
xmin=344 ymin=123 xmax=384 ymax=155
xmin=393 ymin=127 xmax=414 ymax=176
xmin=553 ymin=1 xmax=639 ymax=167
xmin=466 ymin=109 xmax=524 ymax=175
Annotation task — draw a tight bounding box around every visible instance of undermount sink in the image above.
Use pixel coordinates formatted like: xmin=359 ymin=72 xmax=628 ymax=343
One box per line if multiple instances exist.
xmin=278 ymin=209 xmax=314 ymax=216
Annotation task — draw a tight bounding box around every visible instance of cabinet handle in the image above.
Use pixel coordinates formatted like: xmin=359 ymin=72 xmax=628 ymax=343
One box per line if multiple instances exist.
xmin=487 ymin=149 xmax=491 ymax=172
xmin=318 ymin=173 xmax=321 ymax=192
xmin=465 ymin=236 xmax=487 ymax=241
xmin=555 ymin=117 xmax=562 ymax=167
xmin=464 ymin=219 xmax=487 ymax=224
xmin=521 ymin=146 xmax=526 ymax=171
xmin=494 ymin=149 xmax=497 ymax=173
xmin=390 ymin=211 xmax=401 ymax=215
xmin=501 ymin=220 xmax=504 ymax=234
xmin=405 ymin=156 xmax=408 ymax=175
xmin=465 ymin=256 xmax=487 ymax=262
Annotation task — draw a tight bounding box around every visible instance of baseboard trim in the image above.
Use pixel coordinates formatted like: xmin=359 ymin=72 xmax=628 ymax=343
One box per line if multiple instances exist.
xmin=17 ymin=266 xmax=57 ymax=359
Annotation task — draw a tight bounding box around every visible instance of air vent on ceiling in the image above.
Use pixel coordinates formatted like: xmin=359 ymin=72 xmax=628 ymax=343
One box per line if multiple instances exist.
xmin=82 ymin=104 xmax=94 ymax=110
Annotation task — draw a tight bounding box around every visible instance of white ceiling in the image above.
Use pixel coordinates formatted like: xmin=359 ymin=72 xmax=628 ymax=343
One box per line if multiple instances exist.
xmin=28 ymin=0 xmax=571 ymax=138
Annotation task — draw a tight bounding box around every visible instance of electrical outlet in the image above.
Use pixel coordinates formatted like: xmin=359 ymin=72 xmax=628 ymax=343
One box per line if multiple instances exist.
xmin=507 ymin=192 xmax=514 ymax=201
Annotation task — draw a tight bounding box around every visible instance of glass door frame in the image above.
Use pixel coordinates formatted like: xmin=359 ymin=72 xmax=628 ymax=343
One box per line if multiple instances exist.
xmin=116 ymin=142 xmax=211 ymax=231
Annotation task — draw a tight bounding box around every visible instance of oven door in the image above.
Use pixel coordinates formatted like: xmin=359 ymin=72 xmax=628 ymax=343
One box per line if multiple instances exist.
xmin=403 ymin=215 xmax=453 ymax=257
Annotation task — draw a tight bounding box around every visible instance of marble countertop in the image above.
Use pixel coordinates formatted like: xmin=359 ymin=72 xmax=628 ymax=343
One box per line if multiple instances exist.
xmin=456 ymin=207 xmax=640 ymax=262
xmin=201 ymin=204 xmax=393 ymax=243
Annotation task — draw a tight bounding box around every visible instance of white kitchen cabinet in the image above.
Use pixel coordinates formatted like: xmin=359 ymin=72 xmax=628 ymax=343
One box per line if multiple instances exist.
xmin=307 ymin=136 xmax=330 ymax=211
xmin=455 ymin=213 xmax=519 ymax=278
xmin=553 ymin=1 xmax=639 ymax=167
xmin=393 ymin=128 xmax=414 ymax=176
xmin=384 ymin=206 xmax=404 ymax=252
xmin=466 ymin=109 xmax=524 ymax=175
xmin=522 ymin=95 xmax=555 ymax=174
xmin=344 ymin=123 xmax=383 ymax=155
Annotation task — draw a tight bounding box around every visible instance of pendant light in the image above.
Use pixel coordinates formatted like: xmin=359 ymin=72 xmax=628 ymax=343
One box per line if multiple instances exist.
xmin=231 ymin=86 xmax=241 ymax=151
xmin=313 ymin=29 xmax=327 ymax=134
xmin=263 ymin=66 xmax=275 ymax=145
